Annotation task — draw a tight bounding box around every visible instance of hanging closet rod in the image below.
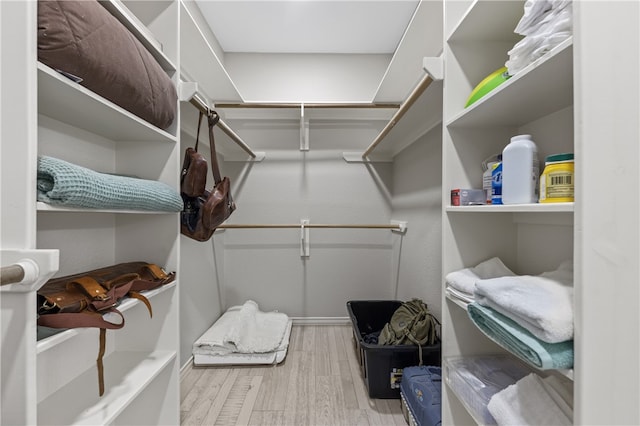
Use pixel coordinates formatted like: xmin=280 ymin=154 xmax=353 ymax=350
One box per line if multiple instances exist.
xmin=189 ymin=94 xmax=257 ymax=159
xmin=218 ymin=223 xmax=402 ymax=230
xmin=0 ymin=264 xmax=25 ymax=286
xmin=214 ymin=102 xmax=401 ymax=109
xmin=362 ymin=73 xmax=434 ymax=158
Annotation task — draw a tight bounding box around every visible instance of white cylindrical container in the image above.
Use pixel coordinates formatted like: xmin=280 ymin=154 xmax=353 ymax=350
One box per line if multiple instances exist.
xmin=502 ymin=134 xmax=539 ymax=204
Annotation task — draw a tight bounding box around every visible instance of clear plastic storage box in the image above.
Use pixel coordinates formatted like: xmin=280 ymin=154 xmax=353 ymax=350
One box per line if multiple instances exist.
xmin=444 ymin=355 xmax=531 ymax=424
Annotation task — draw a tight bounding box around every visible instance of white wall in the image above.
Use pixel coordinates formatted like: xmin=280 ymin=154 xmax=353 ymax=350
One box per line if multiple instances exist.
xmin=178 ymin=109 xmax=443 ymax=362
xmin=222 ymin=147 xmax=396 ymax=318
xmin=179 ymin=235 xmax=224 ymax=366
xmin=225 ymin=53 xmax=391 ymax=103
xmin=390 ymin=124 xmax=443 ymax=321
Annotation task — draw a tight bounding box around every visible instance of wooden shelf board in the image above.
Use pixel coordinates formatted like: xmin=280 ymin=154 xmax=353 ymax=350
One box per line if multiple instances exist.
xmin=37 ymin=350 xmax=176 ymax=425
xmin=37 ymin=282 xmax=177 ymax=353
xmin=446 ymin=38 xmax=573 ymax=129
xmin=36 ymin=202 xmax=180 ymax=215
xmin=180 ymin=3 xmax=242 ymax=103
xmin=100 ymin=0 xmax=176 ymax=72
xmin=38 ymin=63 xmax=177 ymax=143
xmin=446 ymin=202 xmax=574 ymax=213
xmin=447 ymin=0 xmax=526 ymax=43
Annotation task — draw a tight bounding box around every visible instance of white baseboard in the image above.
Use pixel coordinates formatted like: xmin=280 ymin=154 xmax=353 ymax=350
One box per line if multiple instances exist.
xmin=291 ymin=316 xmax=351 ymax=325
xmin=180 ymin=356 xmax=194 ymax=378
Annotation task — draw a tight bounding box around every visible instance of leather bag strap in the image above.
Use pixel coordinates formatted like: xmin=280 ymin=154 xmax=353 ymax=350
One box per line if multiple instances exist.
xmin=207 ymin=111 xmax=222 ymax=184
xmin=194 ymin=111 xmax=203 ymax=152
xmin=67 ymin=276 xmax=109 ymax=301
xmin=97 ymin=328 xmax=106 ymax=396
xmin=128 ymin=291 xmax=153 ymax=318
xmin=37 ymin=308 xmax=125 ymax=330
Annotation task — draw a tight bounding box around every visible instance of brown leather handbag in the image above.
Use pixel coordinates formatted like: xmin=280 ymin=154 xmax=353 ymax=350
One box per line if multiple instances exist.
xmin=37 ymin=262 xmax=175 ymax=396
xmin=181 ymin=111 xmax=236 ymax=242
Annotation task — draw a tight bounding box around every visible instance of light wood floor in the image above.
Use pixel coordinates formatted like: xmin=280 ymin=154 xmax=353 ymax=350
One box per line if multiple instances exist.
xmin=180 ymin=324 xmax=407 ymax=426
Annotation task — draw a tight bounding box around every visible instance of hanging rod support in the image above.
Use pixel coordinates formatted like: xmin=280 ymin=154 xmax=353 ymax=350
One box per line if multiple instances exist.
xmin=362 ymin=73 xmax=434 ymax=159
xmin=187 ymin=91 xmax=260 ymax=160
xmin=0 ymin=260 xmax=39 ymax=287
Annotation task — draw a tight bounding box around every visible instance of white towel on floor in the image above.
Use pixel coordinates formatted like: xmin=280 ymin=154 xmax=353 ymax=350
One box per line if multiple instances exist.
xmin=488 ymin=373 xmax=572 ymax=426
xmin=194 ymin=300 xmax=289 ymax=355
xmin=225 ymin=300 xmax=290 ymax=353
xmin=445 ymin=257 xmax=515 ymax=295
xmin=474 ymin=261 xmax=573 ymax=343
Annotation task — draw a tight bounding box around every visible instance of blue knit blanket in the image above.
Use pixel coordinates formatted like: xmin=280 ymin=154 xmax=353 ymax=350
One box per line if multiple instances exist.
xmin=37 ymin=156 xmax=183 ymax=212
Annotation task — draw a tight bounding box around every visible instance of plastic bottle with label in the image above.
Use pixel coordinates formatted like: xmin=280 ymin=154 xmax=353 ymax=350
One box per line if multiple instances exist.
xmin=491 ymin=161 xmax=503 ymax=205
xmin=502 ymin=134 xmax=539 ymax=204
xmin=483 ymin=154 xmax=501 ymax=204
xmin=539 ymin=153 xmax=574 ymax=203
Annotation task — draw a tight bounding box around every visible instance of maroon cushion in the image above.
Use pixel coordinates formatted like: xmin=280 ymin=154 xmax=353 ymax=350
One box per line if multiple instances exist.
xmin=38 ymin=0 xmax=177 ymax=130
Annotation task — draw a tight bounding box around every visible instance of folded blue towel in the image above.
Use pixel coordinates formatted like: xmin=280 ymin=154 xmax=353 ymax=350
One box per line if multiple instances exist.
xmin=467 ymin=302 xmax=573 ymax=370
xmin=37 ymin=156 xmax=183 ymax=212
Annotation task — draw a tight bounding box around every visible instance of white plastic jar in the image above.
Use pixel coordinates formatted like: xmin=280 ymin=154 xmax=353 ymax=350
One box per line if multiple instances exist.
xmin=501 ymin=134 xmax=539 ymax=204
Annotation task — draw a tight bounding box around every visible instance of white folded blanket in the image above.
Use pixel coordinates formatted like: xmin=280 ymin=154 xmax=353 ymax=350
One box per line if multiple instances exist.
xmin=193 ymin=300 xmax=290 ymax=355
xmin=488 ymin=373 xmax=572 ymax=426
xmin=445 ymin=257 xmax=515 ymax=295
xmin=474 ymin=261 xmax=573 ymax=343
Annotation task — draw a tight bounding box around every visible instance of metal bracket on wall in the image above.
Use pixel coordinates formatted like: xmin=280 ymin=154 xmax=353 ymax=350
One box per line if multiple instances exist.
xmin=390 ymin=220 xmax=408 ymax=234
xmin=300 ymin=219 xmax=310 ymax=257
xmin=300 ymin=104 xmax=309 ymax=151
xmin=422 ymin=55 xmax=444 ymax=82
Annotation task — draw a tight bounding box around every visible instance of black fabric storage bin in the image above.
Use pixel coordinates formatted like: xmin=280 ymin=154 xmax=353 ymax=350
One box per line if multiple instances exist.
xmin=347 ymin=300 xmax=441 ymax=399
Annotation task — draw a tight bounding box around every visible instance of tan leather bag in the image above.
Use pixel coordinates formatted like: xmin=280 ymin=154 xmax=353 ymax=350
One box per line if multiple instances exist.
xmin=37 ymin=262 xmax=175 ymax=396
xmin=181 ymin=111 xmax=236 ymax=242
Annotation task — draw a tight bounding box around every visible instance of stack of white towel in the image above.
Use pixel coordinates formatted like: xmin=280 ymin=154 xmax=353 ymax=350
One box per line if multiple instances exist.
xmin=446 ymin=257 xmax=574 ymax=344
xmin=446 ymin=258 xmax=575 ymax=424
xmin=506 ymin=0 xmax=573 ymax=76
xmin=445 ymin=257 xmax=515 ymax=304
xmin=474 ymin=260 xmax=574 ymax=344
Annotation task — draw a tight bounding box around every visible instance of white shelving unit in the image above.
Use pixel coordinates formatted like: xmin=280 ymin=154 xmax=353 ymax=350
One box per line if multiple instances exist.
xmin=3 ymin=1 xmax=637 ymax=424
xmin=441 ymin=1 xmax=640 ymax=425
xmin=442 ymin=0 xmax=576 ymax=423
xmin=1 ymin=1 xmax=181 ymax=424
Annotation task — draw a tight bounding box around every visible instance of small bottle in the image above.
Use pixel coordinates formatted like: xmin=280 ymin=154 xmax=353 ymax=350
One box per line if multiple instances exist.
xmin=502 ymin=134 xmax=539 ymax=204
xmin=483 ymin=154 xmax=501 ymax=204
xmin=491 ymin=162 xmax=503 ymax=205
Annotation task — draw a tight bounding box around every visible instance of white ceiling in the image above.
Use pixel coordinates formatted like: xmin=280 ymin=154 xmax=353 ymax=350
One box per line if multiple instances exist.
xmin=195 ymin=0 xmax=421 ymax=54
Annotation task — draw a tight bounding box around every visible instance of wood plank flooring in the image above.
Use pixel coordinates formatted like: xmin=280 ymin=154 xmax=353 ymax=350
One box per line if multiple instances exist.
xmin=180 ymin=324 xmax=407 ymax=426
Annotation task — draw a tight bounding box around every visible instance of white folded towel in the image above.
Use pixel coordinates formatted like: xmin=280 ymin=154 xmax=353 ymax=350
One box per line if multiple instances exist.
xmin=445 ymin=286 xmax=475 ymax=304
xmin=474 ymin=261 xmax=573 ymax=343
xmin=225 ymin=300 xmax=290 ymax=353
xmin=194 ymin=300 xmax=290 ymax=355
xmin=445 ymin=257 xmax=515 ymax=295
xmin=488 ymin=373 xmax=572 ymax=426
